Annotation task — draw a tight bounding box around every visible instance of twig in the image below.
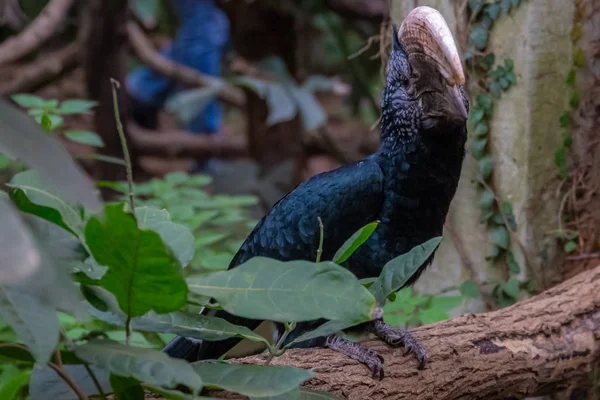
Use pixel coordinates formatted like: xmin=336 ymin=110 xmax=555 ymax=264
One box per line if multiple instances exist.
xmin=126 ymin=21 xmax=245 ymax=107
xmin=84 ymin=364 xmax=107 ymax=400
xmin=110 ymin=78 xmax=135 ymax=216
xmin=0 ymin=0 xmax=75 ymax=65
xmin=124 ymin=315 xmax=133 ymax=347
xmin=0 ymin=42 xmax=80 ymax=96
xmin=48 ymin=363 xmax=88 ymax=400
xmin=566 ymin=253 xmax=600 ymax=261
xmin=266 ymin=321 xmax=297 ymax=364
xmin=316 ymin=217 xmax=324 ymax=262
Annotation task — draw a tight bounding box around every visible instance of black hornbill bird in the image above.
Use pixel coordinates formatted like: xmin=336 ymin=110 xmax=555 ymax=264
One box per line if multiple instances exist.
xmin=164 ymin=6 xmax=469 ymax=378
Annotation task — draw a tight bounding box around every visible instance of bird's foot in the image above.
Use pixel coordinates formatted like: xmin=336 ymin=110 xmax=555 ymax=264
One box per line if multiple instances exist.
xmin=370 ymin=320 xmax=426 ymax=369
xmin=325 ymin=334 xmax=384 ymax=380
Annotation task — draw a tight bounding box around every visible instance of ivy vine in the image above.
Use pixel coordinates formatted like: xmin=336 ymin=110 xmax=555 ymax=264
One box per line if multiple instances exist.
xmin=464 ymin=0 xmax=526 ymax=307
xmin=553 ymin=18 xmax=585 ymax=254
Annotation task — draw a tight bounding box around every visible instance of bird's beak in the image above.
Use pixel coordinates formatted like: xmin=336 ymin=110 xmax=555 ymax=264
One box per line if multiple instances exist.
xmin=398 ymin=6 xmax=467 ymax=122
xmin=398 ymin=6 xmax=465 ymax=86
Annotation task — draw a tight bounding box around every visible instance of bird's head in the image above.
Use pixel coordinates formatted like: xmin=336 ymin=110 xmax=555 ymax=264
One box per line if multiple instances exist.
xmin=382 ymin=6 xmax=468 ymax=138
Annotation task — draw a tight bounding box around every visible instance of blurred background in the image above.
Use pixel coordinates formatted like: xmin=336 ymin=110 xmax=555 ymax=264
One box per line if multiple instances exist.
xmin=0 ymin=0 xmax=599 ymax=397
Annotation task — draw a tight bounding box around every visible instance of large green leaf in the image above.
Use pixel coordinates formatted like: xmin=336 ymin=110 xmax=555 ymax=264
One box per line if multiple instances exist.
xmin=56 ymin=100 xmax=98 ymax=114
xmin=0 ymin=100 xmax=101 ymax=210
xmin=91 ymin=308 xmax=269 ymax=345
xmin=29 ymin=365 xmax=111 ymax=400
xmin=165 ymin=86 xmax=222 ymax=126
xmin=369 ymin=237 xmax=442 ymax=305
xmin=75 ymin=339 xmax=202 ymax=391
xmin=332 ymin=222 xmax=378 ymax=264
xmin=0 ymin=370 xmax=30 ymax=400
xmin=288 ymin=87 xmax=326 ymax=131
xmin=188 ymin=257 xmax=377 ymax=323
xmin=85 ymin=204 xmax=188 ymax=317
xmin=287 ymin=320 xmax=357 ymax=347
xmin=233 ymin=77 xmax=297 ymax=126
xmin=0 ymin=199 xmax=40 ymax=284
xmin=136 ymin=206 xmax=195 ymax=268
xmin=64 ymin=130 xmax=104 ymax=147
xmin=193 ymin=363 xmax=314 ymax=398
xmin=7 ymin=170 xmax=84 ymax=237
xmin=110 ymin=374 xmax=145 ymax=400
xmin=0 ymin=287 xmax=59 ymax=363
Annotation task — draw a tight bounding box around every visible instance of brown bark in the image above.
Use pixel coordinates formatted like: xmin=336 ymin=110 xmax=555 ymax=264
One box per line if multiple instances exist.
xmin=126 ymin=21 xmax=245 ymax=108
xmin=0 ymin=0 xmax=75 ymax=65
xmin=83 ymin=0 xmax=134 ymax=186
xmin=128 ymin=124 xmax=247 ymax=159
xmin=199 ymin=264 xmax=600 ymax=400
xmin=0 ymin=42 xmax=79 ymax=96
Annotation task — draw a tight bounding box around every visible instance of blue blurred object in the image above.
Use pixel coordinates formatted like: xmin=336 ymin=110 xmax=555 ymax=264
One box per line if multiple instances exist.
xmin=127 ymin=0 xmax=230 ymax=135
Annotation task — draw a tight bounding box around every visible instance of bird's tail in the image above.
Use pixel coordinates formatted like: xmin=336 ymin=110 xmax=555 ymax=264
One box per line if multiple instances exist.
xmin=162 ymin=309 xmax=264 ymax=362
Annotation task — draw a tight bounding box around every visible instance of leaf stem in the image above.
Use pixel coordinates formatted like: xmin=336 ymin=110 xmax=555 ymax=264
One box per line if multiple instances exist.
xmin=110 ymin=78 xmax=135 ymax=216
xmin=48 ymin=363 xmax=88 ymax=400
xmin=265 ymin=321 xmax=297 ymax=364
xmin=84 ymin=364 xmax=107 ymax=400
xmin=125 ymin=315 xmax=133 ymax=346
xmin=316 ymin=217 xmax=324 ymax=262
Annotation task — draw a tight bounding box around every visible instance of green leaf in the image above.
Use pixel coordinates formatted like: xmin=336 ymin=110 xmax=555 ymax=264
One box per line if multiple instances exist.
xmin=460 ymin=280 xmax=481 ymax=299
xmin=11 ymin=94 xmax=46 ymax=108
xmin=502 ymin=278 xmax=520 ymax=299
xmin=471 ymin=108 xmax=485 ymax=124
xmin=570 ymin=90 xmax=581 ymax=109
xmin=418 ymin=307 xmax=449 ymax=324
xmin=30 ymin=365 xmax=111 ymax=399
xmin=0 ymin=100 xmax=101 ymax=210
xmin=165 ymin=86 xmax=222 ymax=126
xmin=0 ymin=287 xmax=59 ymax=363
xmin=502 ymin=201 xmax=517 ymax=231
xmin=564 ymin=241 xmax=577 ymax=253
xmin=110 ymin=374 xmax=145 ymax=400
xmin=0 ymin=370 xmax=30 ymax=400
xmin=470 ymin=23 xmax=489 ymax=50
xmin=566 ymin=68 xmax=576 ymax=87
xmin=91 ymin=308 xmax=269 ymax=345
xmin=136 ymin=206 xmax=195 ymax=268
xmin=40 ymin=114 xmax=52 ymax=131
xmin=479 ymin=155 xmax=494 ymax=180
xmin=369 ymin=237 xmax=442 ymax=304
xmin=479 ymin=187 xmax=495 ymax=210
xmin=504 ymin=58 xmax=514 ymax=70
xmin=486 ymin=3 xmax=501 ymax=19
xmin=491 ymin=225 xmax=510 ymax=249
xmin=500 ymin=0 xmax=512 ymax=14
xmin=234 ymin=77 xmax=298 ymax=126
xmin=64 ymin=130 xmax=104 ymax=147
xmin=470 ymin=138 xmax=487 ymax=159
xmin=193 ymin=363 xmax=314 ymax=398
xmin=507 ymin=251 xmax=520 ymax=274
xmin=7 ymin=170 xmax=84 ymax=236
xmin=489 ymin=81 xmax=502 ymax=98
xmin=56 ymin=99 xmax=98 ymax=114
xmin=474 ymin=122 xmax=489 ymax=137
xmin=562 ymin=132 xmax=573 ymax=149
xmin=573 ymin=47 xmax=586 ymax=68
xmin=188 ymin=257 xmax=377 ymax=323
xmin=332 ymin=222 xmax=378 ymax=264
xmin=289 ymin=87 xmax=327 ymax=131
xmin=75 ymin=339 xmax=202 ymax=391
xmin=288 ymin=320 xmax=359 ymax=347
xmin=85 ymin=204 xmax=188 ymax=317
xmin=132 ymin=0 xmax=159 ymax=28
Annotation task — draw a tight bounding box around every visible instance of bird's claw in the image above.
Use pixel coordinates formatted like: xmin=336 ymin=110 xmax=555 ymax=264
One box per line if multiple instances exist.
xmin=325 ymin=334 xmax=385 ymax=380
xmin=372 ymin=320 xmax=427 ymax=369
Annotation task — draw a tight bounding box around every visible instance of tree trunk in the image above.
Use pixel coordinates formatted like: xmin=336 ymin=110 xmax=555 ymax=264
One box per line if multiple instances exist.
xmin=83 ymin=0 xmax=134 ymax=187
xmin=202 ymin=264 xmax=600 ymax=400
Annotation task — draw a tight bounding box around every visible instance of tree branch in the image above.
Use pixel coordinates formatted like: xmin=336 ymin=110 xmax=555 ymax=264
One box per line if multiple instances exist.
xmin=128 ymin=124 xmax=247 ymax=159
xmin=203 ymin=264 xmax=600 ymax=399
xmin=0 ymin=0 xmax=75 ymax=66
xmin=126 ymin=21 xmax=245 ymax=108
xmin=0 ymin=42 xmax=79 ymax=96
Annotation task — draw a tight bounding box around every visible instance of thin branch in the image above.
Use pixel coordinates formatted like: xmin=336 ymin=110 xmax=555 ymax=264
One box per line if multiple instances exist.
xmin=316 ymin=217 xmax=324 ymax=262
xmin=207 ymin=265 xmax=600 ymax=399
xmin=48 ymin=363 xmax=88 ymax=400
xmin=84 ymin=364 xmax=107 ymax=400
xmin=110 ymin=78 xmax=135 ymax=217
xmin=0 ymin=42 xmax=79 ymax=96
xmin=126 ymin=21 xmax=245 ymax=108
xmin=0 ymin=0 xmax=75 ymax=65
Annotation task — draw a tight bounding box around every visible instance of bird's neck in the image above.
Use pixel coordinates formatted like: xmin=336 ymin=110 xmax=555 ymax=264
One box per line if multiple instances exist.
xmin=374 ymin=117 xmax=467 ymax=231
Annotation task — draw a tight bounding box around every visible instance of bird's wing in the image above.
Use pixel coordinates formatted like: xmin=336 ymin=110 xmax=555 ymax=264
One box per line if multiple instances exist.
xmin=230 ymin=156 xmax=385 ymax=268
